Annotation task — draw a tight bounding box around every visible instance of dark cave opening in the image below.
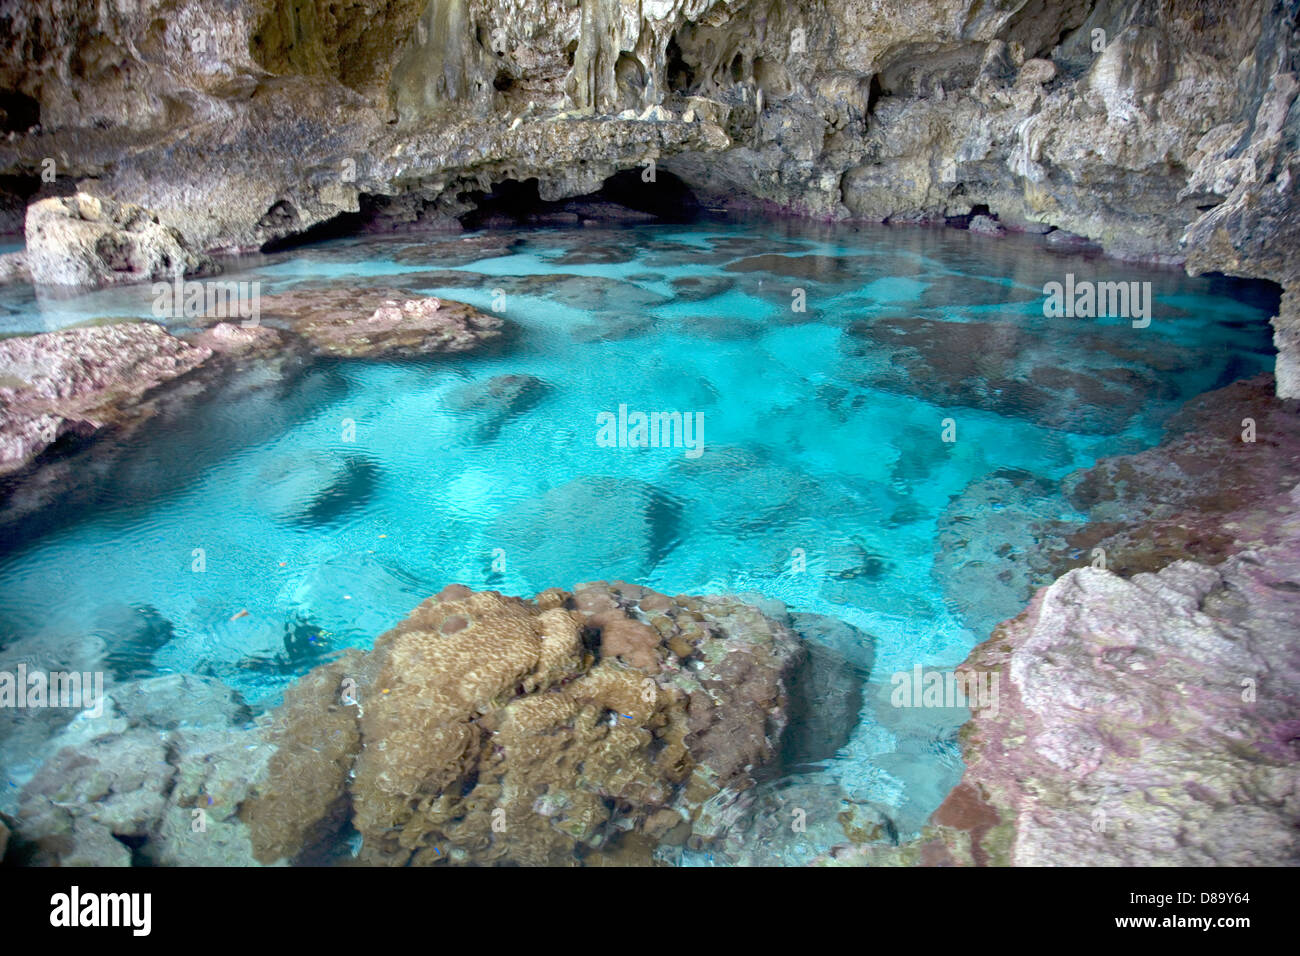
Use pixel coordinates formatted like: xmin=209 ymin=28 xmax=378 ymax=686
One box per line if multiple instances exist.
xmin=666 ymin=35 xmax=695 ymax=94
xmin=459 ymin=168 xmax=701 ymax=228
xmin=595 ymin=167 xmax=700 ymax=221
xmin=259 ymin=203 xmax=364 ymax=252
xmin=867 ymin=73 xmax=884 ymax=114
xmin=1201 ymin=273 xmax=1283 ymax=317
xmin=0 ymin=90 xmax=39 ymax=133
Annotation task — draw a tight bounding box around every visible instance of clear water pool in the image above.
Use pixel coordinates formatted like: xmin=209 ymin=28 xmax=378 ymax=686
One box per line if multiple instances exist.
xmin=0 ymin=218 xmax=1278 ymax=853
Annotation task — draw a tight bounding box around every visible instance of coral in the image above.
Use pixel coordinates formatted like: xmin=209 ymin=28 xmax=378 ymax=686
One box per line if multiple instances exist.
xmin=11 ymin=681 xmax=269 ymax=867
xmin=242 ymin=583 xmax=803 ymax=865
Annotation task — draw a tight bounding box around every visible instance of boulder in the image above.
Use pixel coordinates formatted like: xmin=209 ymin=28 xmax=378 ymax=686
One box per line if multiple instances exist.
xmin=240 ymin=584 xmax=804 ymax=865
xmin=24 ymin=193 xmax=215 ymax=287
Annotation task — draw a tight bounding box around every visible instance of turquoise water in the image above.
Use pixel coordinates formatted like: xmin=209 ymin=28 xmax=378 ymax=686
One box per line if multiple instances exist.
xmin=0 ymin=219 xmax=1277 ymax=851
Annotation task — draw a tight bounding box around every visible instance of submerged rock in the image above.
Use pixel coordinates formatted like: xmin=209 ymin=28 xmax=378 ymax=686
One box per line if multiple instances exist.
xmin=252 ymin=287 xmax=507 ymax=358
xmin=443 ymin=373 xmax=553 ymax=442
xmin=0 ymin=322 xmax=212 ymax=476
xmin=936 ymin=374 xmax=1300 ymax=635
xmin=847 ymin=314 xmax=1167 ymax=434
xmin=94 ymin=604 xmax=177 ymax=682
xmin=670 ymin=275 xmax=734 ymax=301
xmin=24 ymin=193 xmax=216 ymax=287
xmin=491 ymin=476 xmax=683 ymax=588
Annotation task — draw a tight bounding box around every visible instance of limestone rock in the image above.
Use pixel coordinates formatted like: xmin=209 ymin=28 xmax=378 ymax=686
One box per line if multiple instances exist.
xmin=0 ymin=322 xmax=212 ymax=476
xmin=0 ymin=251 xmax=28 ymax=285
xmin=251 ymin=287 xmax=507 ymax=358
xmin=940 ymin=540 xmax=1300 ymax=866
xmin=24 ymin=193 xmax=216 ymax=287
xmin=967 ymin=214 xmax=1005 ymax=236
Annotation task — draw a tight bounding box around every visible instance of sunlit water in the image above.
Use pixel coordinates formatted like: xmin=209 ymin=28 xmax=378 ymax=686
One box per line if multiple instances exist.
xmin=0 ymin=218 xmax=1277 ymax=858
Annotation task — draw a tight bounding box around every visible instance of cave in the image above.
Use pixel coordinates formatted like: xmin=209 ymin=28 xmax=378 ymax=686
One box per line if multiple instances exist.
xmin=0 ymin=90 xmax=39 ymax=133
xmin=591 ymin=168 xmax=700 ymax=221
xmin=666 ymin=34 xmax=695 ymax=93
xmin=0 ymin=0 xmax=1298 ymax=885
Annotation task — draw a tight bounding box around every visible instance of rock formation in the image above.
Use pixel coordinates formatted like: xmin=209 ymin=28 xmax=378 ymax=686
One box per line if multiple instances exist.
xmin=845 ymin=536 xmax=1300 ymax=866
xmin=24 ymin=193 xmax=216 ymax=286
xmin=839 ymin=377 xmax=1300 ymax=867
xmin=242 ymin=581 xmax=804 ymax=865
xmin=0 ymin=322 xmax=212 ymax=476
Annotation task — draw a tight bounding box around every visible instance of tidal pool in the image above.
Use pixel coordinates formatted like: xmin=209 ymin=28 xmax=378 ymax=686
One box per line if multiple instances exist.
xmin=0 ymin=218 xmax=1278 ymax=860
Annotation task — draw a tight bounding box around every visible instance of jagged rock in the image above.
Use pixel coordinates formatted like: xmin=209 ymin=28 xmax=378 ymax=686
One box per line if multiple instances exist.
xmin=936 ymin=374 xmax=1300 ymax=635
xmin=24 ymin=193 xmax=216 ymax=287
xmin=190 ymin=321 xmax=284 ymax=357
xmin=14 ymin=716 xmax=273 ymax=867
xmin=0 ymin=322 xmax=212 ymax=476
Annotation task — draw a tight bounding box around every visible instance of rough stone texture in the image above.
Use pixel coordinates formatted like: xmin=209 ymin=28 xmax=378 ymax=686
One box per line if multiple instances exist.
xmin=909 ymin=538 xmax=1300 ymax=867
xmin=24 ymin=193 xmax=216 ymax=286
xmin=0 ymin=322 xmax=212 ymax=476
xmin=248 ymin=287 xmax=507 ymax=357
xmin=0 ymin=250 xmax=28 ymax=284
xmin=937 ymin=374 xmax=1300 ymax=635
xmin=837 ymin=378 xmax=1300 ymax=868
xmin=241 ymin=582 xmax=803 ymax=865
xmin=10 ymin=680 xmax=269 ymax=867
xmin=0 ymin=2 xmax=1294 ymax=387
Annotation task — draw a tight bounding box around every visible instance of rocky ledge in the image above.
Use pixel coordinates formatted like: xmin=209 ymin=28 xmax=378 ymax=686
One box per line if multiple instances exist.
xmin=0 ymin=288 xmax=502 ymax=479
xmin=0 ymin=322 xmax=211 ymax=477
xmin=839 ymin=379 xmax=1300 ymax=867
xmin=249 ymin=286 xmax=507 ymax=358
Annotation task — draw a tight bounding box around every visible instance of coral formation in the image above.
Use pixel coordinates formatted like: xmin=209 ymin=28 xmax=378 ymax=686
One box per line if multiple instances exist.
xmin=242 ymin=582 xmax=803 ymax=865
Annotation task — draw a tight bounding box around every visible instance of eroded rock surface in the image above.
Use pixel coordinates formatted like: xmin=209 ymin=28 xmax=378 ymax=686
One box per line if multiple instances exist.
xmin=252 ymin=287 xmax=507 ymax=357
xmin=879 ymin=537 xmax=1300 ymax=867
xmin=25 ymin=193 xmax=216 ymax=287
xmin=0 ymin=322 xmax=211 ymax=476
xmin=937 ymin=374 xmax=1300 ymax=634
